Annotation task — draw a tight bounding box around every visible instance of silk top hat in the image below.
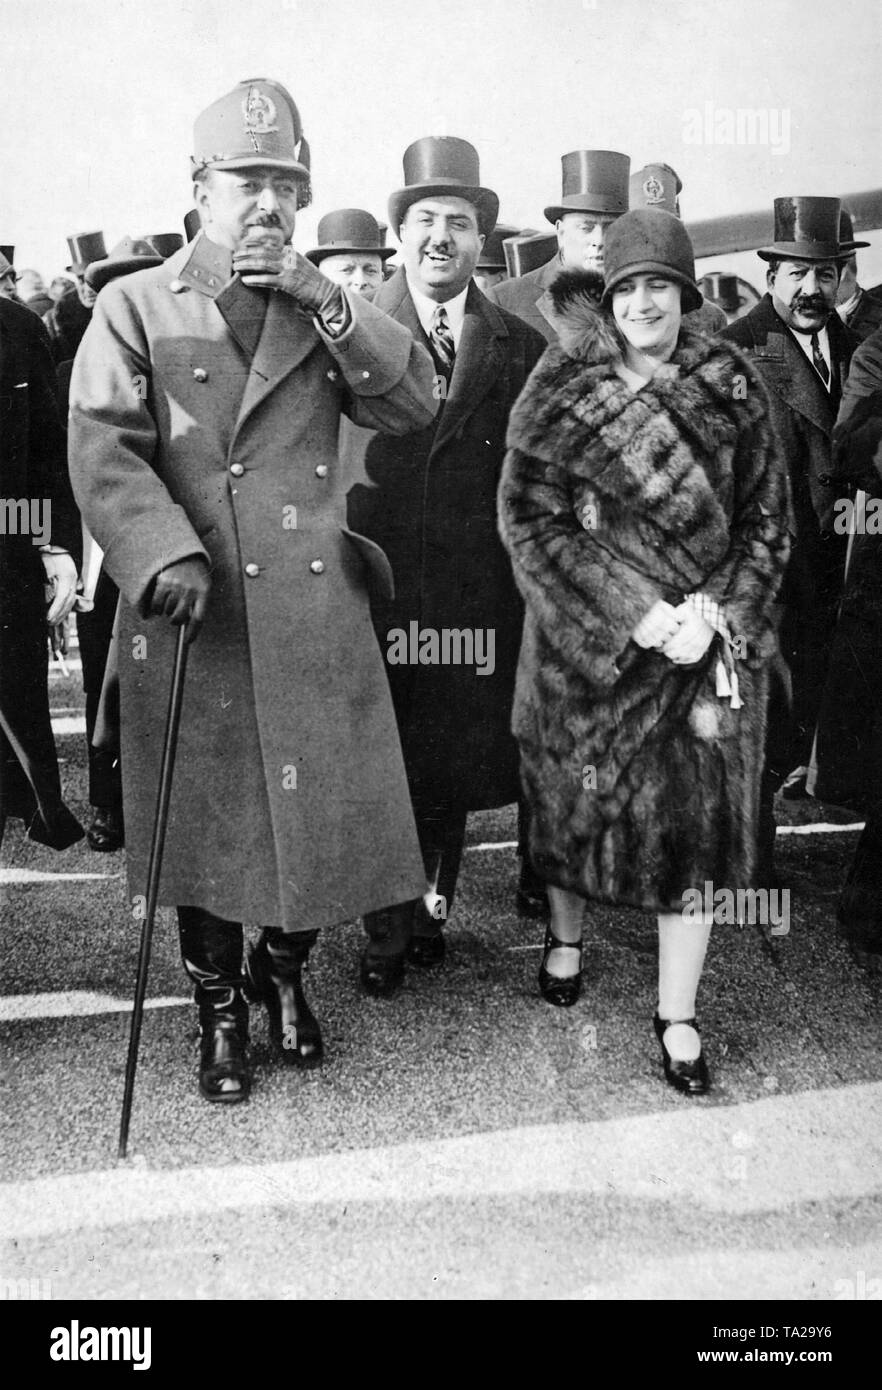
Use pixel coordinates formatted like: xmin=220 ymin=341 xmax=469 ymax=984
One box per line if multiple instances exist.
xmin=757 ymin=197 xmax=846 ymax=262
xmin=544 ymin=150 xmax=630 ymax=224
xmin=306 ymin=209 xmax=395 ymax=265
xmin=0 ymin=251 xmax=14 ymax=282
xmin=838 ymin=207 xmax=870 ymax=253
xmin=66 ymin=230 xmax=107 ymax=274
xmin=191 ymin=78 xmax=311 ymax=197
xmin=85 ymin=237 xmax=164 ymax=291
xmin=0 ymin=245 xmax=13 ymax=264
xmin=630 ymin=163 xmax=682 ymax=217
xmin=144 ymin=233 xmax=184 ymax=258
xmin=388 ymin=136 xmax=499 ymax=238
xmin=477 ymin=223 xmax=519 ymax=271
xmin=183 ymin=209 xmax=202 ymax=242
xmin=601 ymin=208 xmax=702 ymax=314
xmin=699 ymin=271 xmax=742 ymax=315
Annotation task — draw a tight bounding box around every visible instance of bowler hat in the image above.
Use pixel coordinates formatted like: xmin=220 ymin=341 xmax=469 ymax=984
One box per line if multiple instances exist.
xmin=85 ymin=237 xmax=164 ymax=291
xmin=629 ymin=163 xmax=682 ymax=217
xmin=477 ymin=222 xmax=519 ymax=271
xmin=306 ymin=209 xmax=396 ymax=265
xmin=757 ymin=197 xmax=847 ymax=262
xmin=67 ymin=230 xmax=107 ymax=274
xmin=0 ymin=245 xmax=13 ymax=265
xmin=144 ymin=233 xmax=184 ymax=258
xmin=601 ymin=209 xmax=702 ymax=314
xmin=191 ymin=77 xmax=311 ymax=200
xmin=544 ymin=150 xmax=630 ymax=224
xmin=388 ymin=137 xmax=499 ymax=238
xmin=184 ymin=209 xmax=202 ymax=242
xmin=838 ymin=207 xmax=870 ymax=254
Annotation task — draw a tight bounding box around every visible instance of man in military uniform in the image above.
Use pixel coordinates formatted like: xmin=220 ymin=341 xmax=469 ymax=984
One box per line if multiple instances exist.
xmin=628 ymin=163 xmax=727 ymax=333
xmin=488 ymin=150 xmax=630 ymax=342
xmin=69 ymin=79 xmax=437 ymax=1104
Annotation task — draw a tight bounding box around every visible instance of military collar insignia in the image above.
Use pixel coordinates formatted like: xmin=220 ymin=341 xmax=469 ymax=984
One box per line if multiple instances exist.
xmin=173 ymin=233 xmax=234 ymax=297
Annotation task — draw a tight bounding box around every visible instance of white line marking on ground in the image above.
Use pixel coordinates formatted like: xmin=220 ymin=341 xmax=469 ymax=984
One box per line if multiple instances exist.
xmin=51 ymin=716 xmax=86 ymax=735
xmin=777 ymin=821 xmax=865 ymax=835
xmin=465 ymin=841 xmax=518 ymax=852
xmin=0 ymin=991 xmax=189 ymax=1022
xmin=2 ymin=1082 xmax=879 ymax=1239
xmin=0 ymin=869 xmax=121 ymax=884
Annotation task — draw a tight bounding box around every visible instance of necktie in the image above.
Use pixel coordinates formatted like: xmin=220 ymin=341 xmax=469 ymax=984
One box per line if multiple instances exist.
xmin=810 ymin=332 xmax=830 ymax=388
xmin=430 ymin=305 xmax=455 ymax=375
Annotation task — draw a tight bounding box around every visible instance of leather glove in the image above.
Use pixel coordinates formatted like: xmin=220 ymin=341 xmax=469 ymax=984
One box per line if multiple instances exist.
xmin=146 ymin=557 xmax=211 ymax=644
xmin=233 ymin=233 xmax=343 ymax=318
xmin=632 ymin=599 xmax=682 ymax=650
xmin=40 ymin=550 xmax=79 ymax=624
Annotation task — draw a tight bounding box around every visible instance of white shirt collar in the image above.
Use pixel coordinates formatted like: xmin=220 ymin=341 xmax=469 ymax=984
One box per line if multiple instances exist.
xmin=788 ymin=321 xmax=832 ymax=390
xmin=406 ymin=278 xmax=470 ymax=350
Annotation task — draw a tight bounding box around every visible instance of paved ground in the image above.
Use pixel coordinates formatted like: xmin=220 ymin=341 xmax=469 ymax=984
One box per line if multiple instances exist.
xmin=1 ymin=633 xmax=880 ymax=1301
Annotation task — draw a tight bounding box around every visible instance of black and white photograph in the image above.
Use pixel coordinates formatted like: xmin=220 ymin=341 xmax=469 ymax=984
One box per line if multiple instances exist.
xmin=1 ymin=0 xmax=880 ymax=1339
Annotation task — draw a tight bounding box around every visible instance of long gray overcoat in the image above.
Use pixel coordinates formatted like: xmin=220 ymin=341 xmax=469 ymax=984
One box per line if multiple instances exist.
xmin=68 ymin=237 xmax=437 ymax=932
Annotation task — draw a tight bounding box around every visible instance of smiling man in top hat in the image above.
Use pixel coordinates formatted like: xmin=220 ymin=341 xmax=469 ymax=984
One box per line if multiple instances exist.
xmin=307 ymin=208 xmax=395 ymax=298
xmin=345 ymin=135 xmax=547 ymax=993
xmin=488 ymin=149 xmax=630 ymax=342
xmin=835 ymin=207 xmax=882 ymax=343
xmin=724 ymin=195 xmax=860 ymax=872
xmin=69 ymin=78 xmax=437 ymax=1105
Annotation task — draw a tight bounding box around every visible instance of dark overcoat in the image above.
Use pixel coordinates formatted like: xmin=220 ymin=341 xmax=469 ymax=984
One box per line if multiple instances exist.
xmin=499 ymin=277 xmax=790 ymax=910
xmin=488 ymin=257 xmax=560 ymax=342
xmin=0 ymin=297 xmax=82 ymax=847
xmin=68 ymin=237 xmax=438 ymax=932
xmin=723 ymin=295 xmax=858 ymax=770
xmin=345 ymin=268 xmax=546 ymax=812
xmin=843 ymin=286 xmax=882 ymax=344
xmin=814 ymin=326 xmax=882 ymax=805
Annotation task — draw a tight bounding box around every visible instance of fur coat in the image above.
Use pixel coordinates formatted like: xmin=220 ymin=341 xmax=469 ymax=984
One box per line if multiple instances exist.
xmin=498 ymin=272 xmax=791 ymax=910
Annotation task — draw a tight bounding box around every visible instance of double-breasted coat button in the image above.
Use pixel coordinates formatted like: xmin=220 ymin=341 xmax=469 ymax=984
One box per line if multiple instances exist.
xmin=314 ymin=464 xmax=328 ymax=478
xmin=230 ymin=463 xmax=245 ymax=477
xmin=244 ymin=563 xmax=260 ymax=577
xmin=326 ymin=368 xmax=339 ymax=382
xmin=193 ymin=367 xmax=209 ymax=383
xmin=309 ymin=560 xmax=325 ymax=575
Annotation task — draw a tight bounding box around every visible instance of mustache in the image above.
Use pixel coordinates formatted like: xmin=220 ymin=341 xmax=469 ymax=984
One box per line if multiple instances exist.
xmin=249 ymin=213 xmax=283 ymax=228
xmin=792 ymin=295 xmax=828 ymax=312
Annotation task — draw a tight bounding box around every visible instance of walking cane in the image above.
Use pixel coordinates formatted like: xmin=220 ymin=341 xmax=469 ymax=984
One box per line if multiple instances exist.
xmin=118 ymin=625 xmax=189 ymax=1159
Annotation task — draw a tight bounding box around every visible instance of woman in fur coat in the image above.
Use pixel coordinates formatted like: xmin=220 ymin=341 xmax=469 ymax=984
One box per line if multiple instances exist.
xmin=498 ymin=211 xmax=790 ymax=1093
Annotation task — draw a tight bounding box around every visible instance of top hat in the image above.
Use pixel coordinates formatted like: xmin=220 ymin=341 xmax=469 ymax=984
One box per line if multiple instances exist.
xmin=757 ymin=197 xmax=847 ymax=262
xmin=306 ymin=209 xmax=396 ymax=265
xmin=477 ymin=222 xmax=519 ymax=271
xmin=838 ymin=207 xmax=870 ymax=254
xmin=388 ymin=136 xmax=499 ymax=238
xmin=67 ymin=231 xmax=107 ymax=274
xmin=544 ymin=150 xmax=630 ymax=224
xmin=629 ymin=163 xmax=681 ymax=217
xmin=0 ymin=245 xmax=13 ymax=265
xmin=85 ymin=237 xmax=164 ymax=291
xmin=144 ymin=233 xmax=184 ymax=259
xmin=191 ymin=77 xmax=311 ymax=203
xmin=183 ymin=209 xmax=202 ymax=242
xmin=0 ymin=251 xmax=14 ymax=281
xmin=698 ymin=271 xmax=742 ymax=315
xmin=504 ymin=230 xmax=557 ymax=279
xmin=602 ymin=208 xmax=702 ymax=314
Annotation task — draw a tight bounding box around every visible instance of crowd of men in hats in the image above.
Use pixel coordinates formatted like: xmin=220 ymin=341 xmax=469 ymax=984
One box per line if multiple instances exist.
xmin=3 ymin=72 xmax=882 ymax=1108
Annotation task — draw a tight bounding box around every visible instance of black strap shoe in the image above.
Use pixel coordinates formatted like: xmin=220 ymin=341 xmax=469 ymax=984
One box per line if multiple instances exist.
xmin=653 ymin=1014 xmax=710 ymax=1096
xmin=244 ymin=931 xmax=323 ymax=1068
xmin=538 ymin=924 xmax=582 ymax=1007
xmin=86 ymin=805 xmax=125 ymax=852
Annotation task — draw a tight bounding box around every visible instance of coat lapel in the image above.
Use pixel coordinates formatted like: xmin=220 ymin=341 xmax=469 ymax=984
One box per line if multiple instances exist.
xmin=234 ymin=290 xmax=320 ymax=431
xmin=750 ymin=297 xmax=834 ymax=437
xmin=431 ymin=285 xmax=509 ymax=454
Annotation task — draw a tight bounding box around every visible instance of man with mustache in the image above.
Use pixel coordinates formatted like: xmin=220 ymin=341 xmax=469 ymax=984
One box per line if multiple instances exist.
xmin=69 ymin=79 xmax=437 ymax=1104
xmin=724 ymin=197 xmax=859 ymax=874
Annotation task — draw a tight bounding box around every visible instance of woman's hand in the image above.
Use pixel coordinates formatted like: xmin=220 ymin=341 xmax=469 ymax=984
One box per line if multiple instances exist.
xmin=661 ymin=605 xmax=715 ymax=665
xmin=632 ymin=600 xmax=682 ymax=650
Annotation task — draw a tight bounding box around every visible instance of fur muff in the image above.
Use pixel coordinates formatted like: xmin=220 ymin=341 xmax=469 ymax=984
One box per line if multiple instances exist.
xmin=498 ymin=274 xmax=791 ymax=910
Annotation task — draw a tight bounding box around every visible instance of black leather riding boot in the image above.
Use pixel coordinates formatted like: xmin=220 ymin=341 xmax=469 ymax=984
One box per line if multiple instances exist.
xmin=245 ymin=928 xmax=323 ymax=1067
xmin=178 ymin=907 xmax=250 ymax=1103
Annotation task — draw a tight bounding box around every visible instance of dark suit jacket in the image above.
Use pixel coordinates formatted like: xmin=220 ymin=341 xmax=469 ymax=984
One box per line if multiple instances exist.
xmin=487 ymin=256 xmax=561 ymax=342
xmin=345 ymin=267 xmax=547 ymax=810
xmin=723 ymin=294 xmax=859 ymax=764
xmin=0 ymin=296 xmax=82 ymax=846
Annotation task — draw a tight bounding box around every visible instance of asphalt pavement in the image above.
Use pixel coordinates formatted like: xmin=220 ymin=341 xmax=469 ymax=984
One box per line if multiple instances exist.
xmin=1 ymin=634 xmax=880 ymax=1301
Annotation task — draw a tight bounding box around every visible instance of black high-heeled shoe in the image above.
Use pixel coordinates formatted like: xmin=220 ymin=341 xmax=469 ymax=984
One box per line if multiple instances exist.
xmin=538 ymin=925 xmax=583 ymax=1007
xmin=653 ymin=1014 xmax=710 ymax=1095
